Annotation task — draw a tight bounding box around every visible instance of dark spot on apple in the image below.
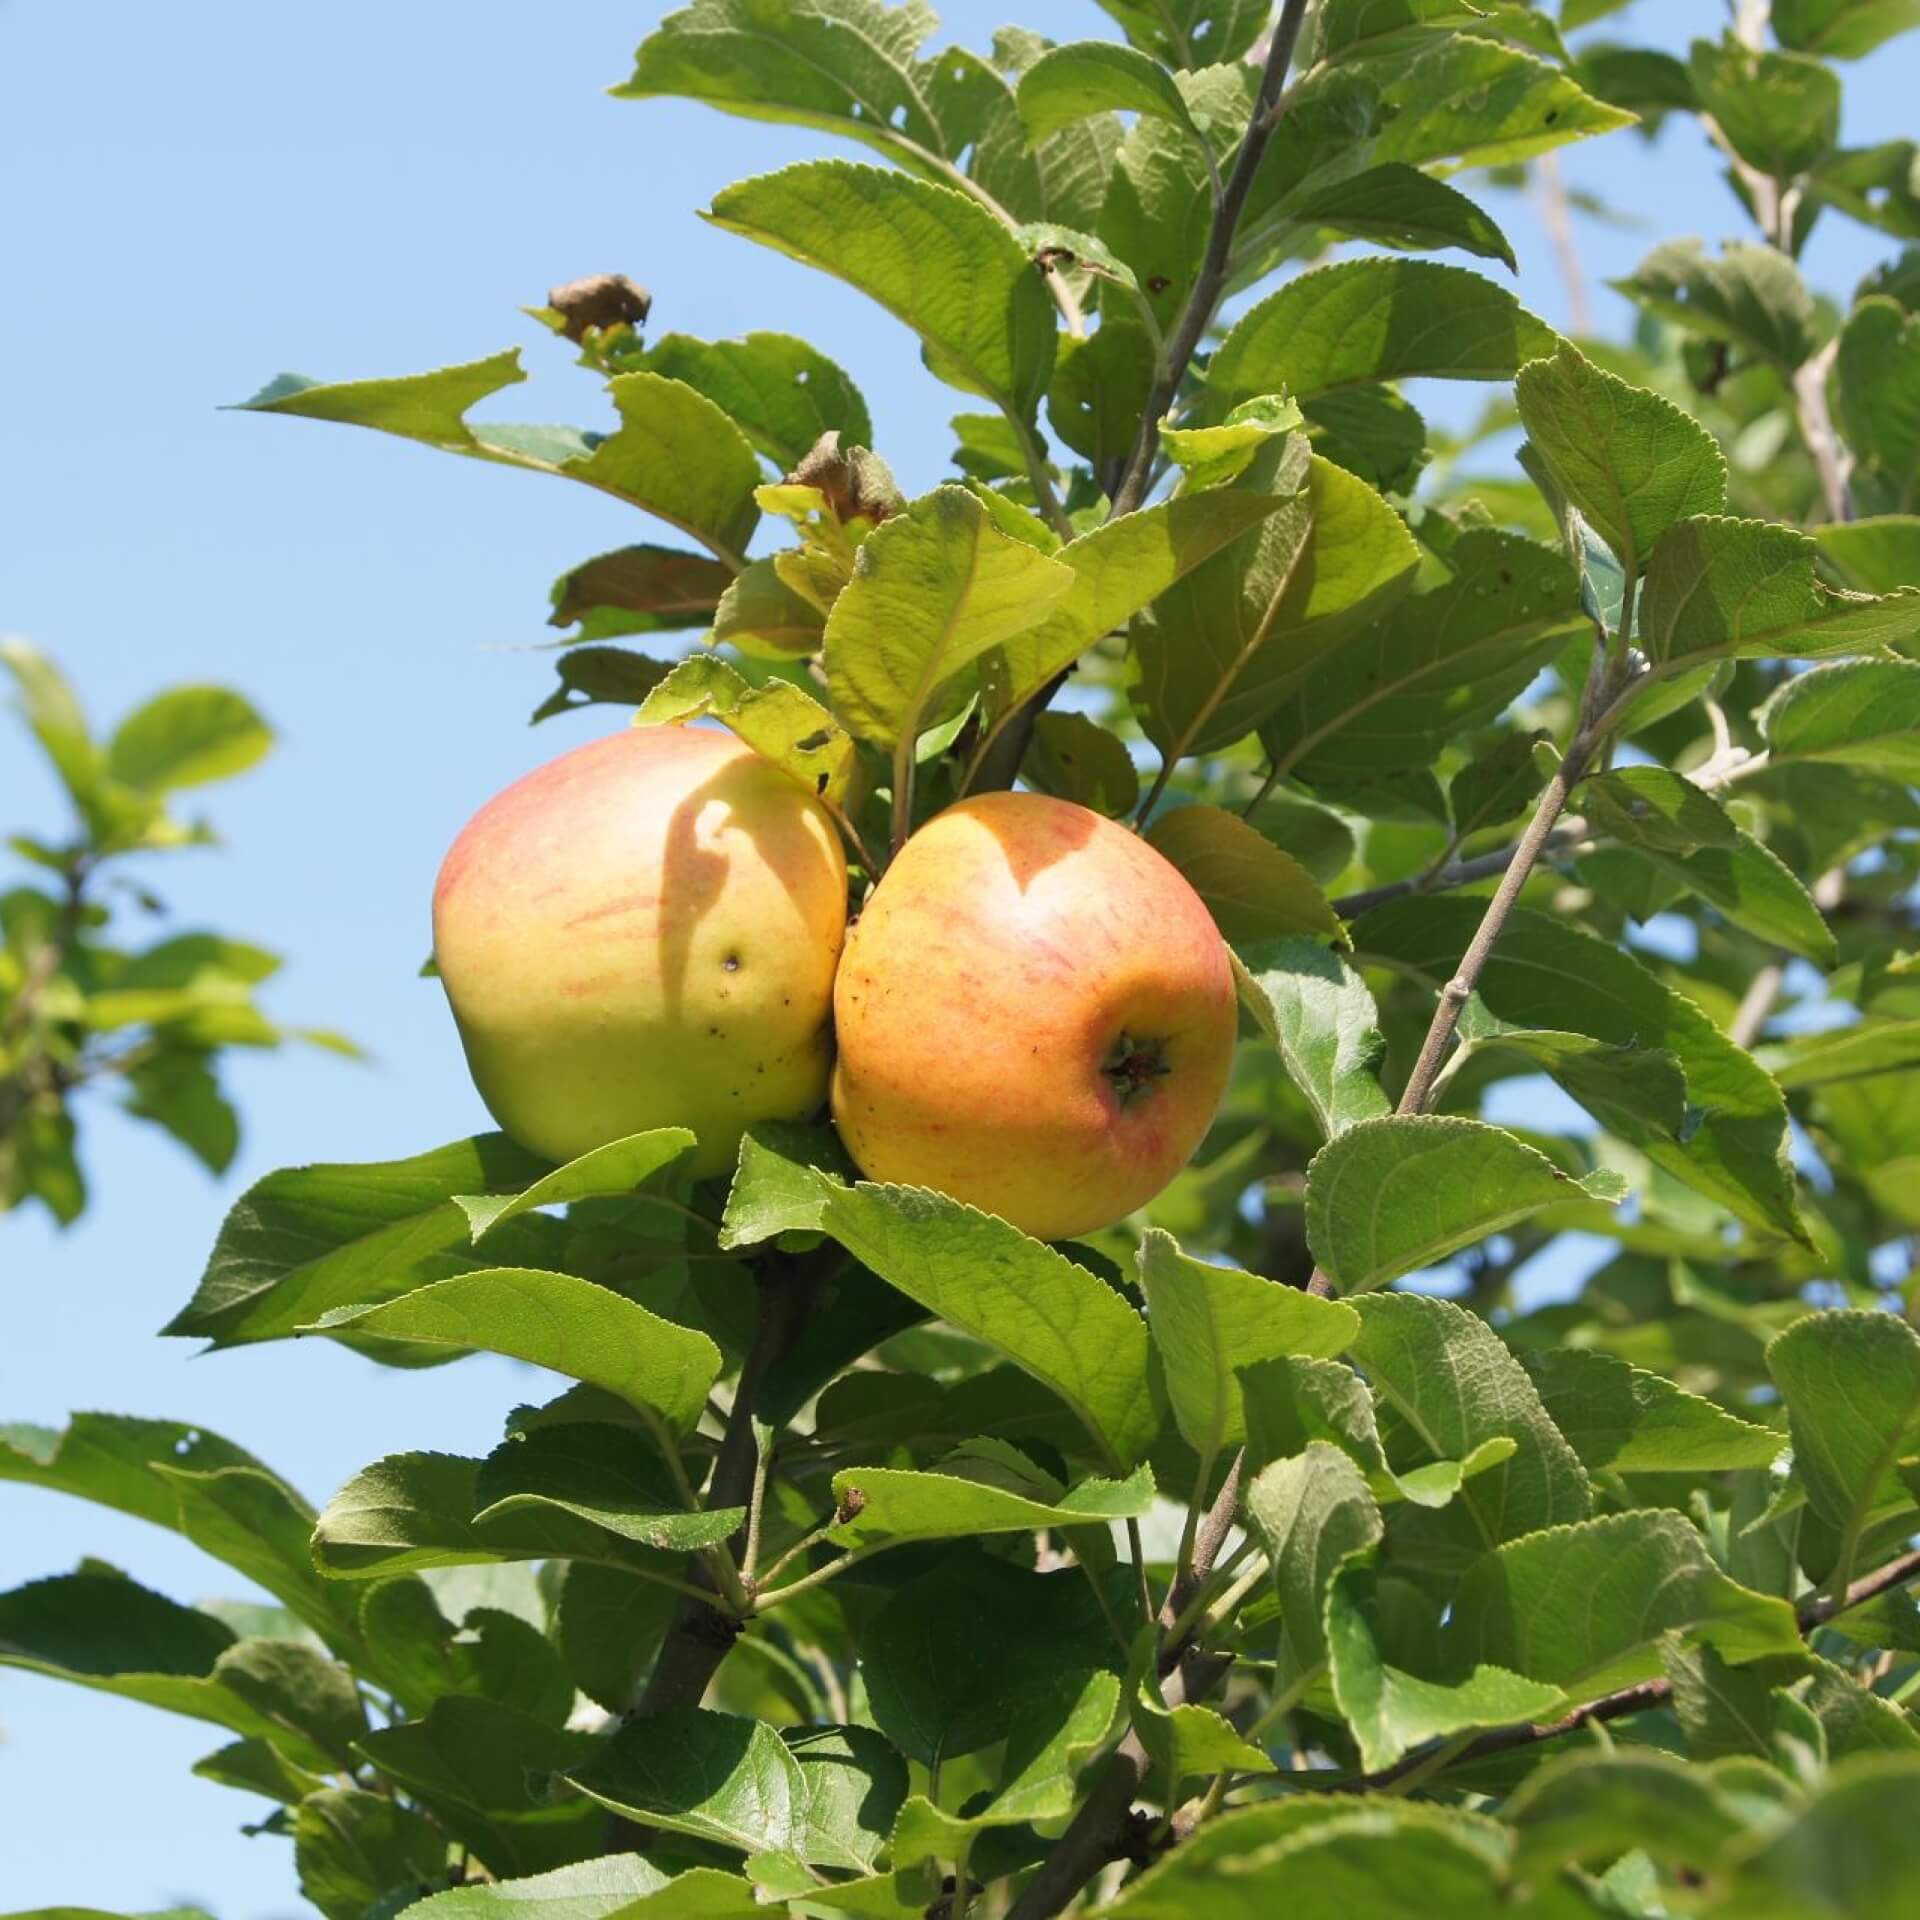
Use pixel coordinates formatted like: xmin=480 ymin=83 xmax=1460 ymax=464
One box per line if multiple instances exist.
xmin=723 ymin=953 xmax=741 ymax=971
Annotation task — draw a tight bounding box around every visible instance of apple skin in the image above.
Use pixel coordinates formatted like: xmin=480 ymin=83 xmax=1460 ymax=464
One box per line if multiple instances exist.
xmin=830 ymin=791 xmax=1237 ymax=1241
xmin=433 ymin=724 xmax=847 ymax=1178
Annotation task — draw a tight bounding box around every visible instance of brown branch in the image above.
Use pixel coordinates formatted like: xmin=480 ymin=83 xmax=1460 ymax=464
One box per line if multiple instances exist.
xmin=1160 ymin=1452 xmax=1245 ymax=1650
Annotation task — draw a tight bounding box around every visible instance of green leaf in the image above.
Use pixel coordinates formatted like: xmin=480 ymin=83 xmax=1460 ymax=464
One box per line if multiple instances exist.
xmin=1762 ymin=660 xmax=1920 ymax=779
xmin=822 ymin=484 xmax=1073 ymax=752
xmin=1023 ymin=711 xmax=1139 ymax=816
xmin=547 ymin=544 xmax=732 ymax=642
xmin=357 ymin=1696 xmax=602 ymax=1879
xmin=397 ymin=1856 xmax=762 ymax=1920
xmin=452 ymin=1129 xmax=695 ymax=1242
xmin=1326 ymin=1566 xmax=1566 ymax=1773
xmin=0 ymin=1571 xmax=334 ymax=1764
xmin=1305 ymin=1115 xmax=1627 ymax=1294
xmin=813 ymin=1181 xmax=1161 ymax=1471
xmin=825 ymin=1449 xmax=1153 ymax=1549
xmin=529 ymin=649 xmax=678 ymax=724
xmin=293 ymin=1787 xmax=446 ymax=1920
xmin=1767 ymin=1311 xmax=1920 ymax=1588
xmin=718 ymin=1122 xmax=857 ymax=1249
xmin=1133 ymin=1685 xmax=1274 ymax=1797
xmin=193 ymin=1735 xmax=328 ymax=1806
xmin=0 ymin=636 xmax=101 ymax=818
xmin=1132 ymin=439 xmax=1422 ymax=759
xmin=1347 ymin=1291 xmax=1592 ymax=1557
xmin=1355 ymin=899 xmax=1808 ymax=1243
xmin=1612 ymin=239 xmax=1818 ymax=371
xmin=1137 ymin=1229 xmax=1358 ymax=1464
xmin=1581 ymin=764 xmax=1838 ymax=966
xmin=1259 ymin=529 xmax=1584 ymax=787
xmin=161 ymin=1133 xmax=575 ymax=1351
xmin=1514 ymin=339 xmax=1727 ymax=584
xmin=1721 ymin=1756 xmax=1920 ymax=1917
xmin=711 ymin=556 xmax=826 ymax=660
xmin=1209 ymin=260 xmax=1558 ymax=410
xmin=859 ymin=1555 xmax=1124 ymax=1765
xmin=1505 ymin=1749 xmax=1749 ymax=1877
xmin=215 ymin=1637 xmax=369 ymax=1770
xmin=1776 ymin=0 xmax=1920 ymax=58
xmin=1521 ymin=1349 xmax=1782 ymax=1473
xmin=1092 ymin=0 xmax=1267 ymax=67
xmin=1285 ymin=165 xmax=1517 ymax=272
xmin=106 ymin=688 xmax=272 ymax=793
xmin=1641 ymin=516 xmax=1920 ymax=667
xmin=240 ymin=358 xmax=763 ymax=565
xmin=1770 ymin=1018 xmax=1920 ymax=1089
xmin=1690 ymin=36 xmax=1840 ymax=180
xmin=1451 ymin=1510 xmax=1804 ymax=1696
xmin=1161 ymin=394 xmax=1305 ymax=494
xmin=309 ymin=1270 xmax=722 ymax=1436
xmin=569 ymin=1709 xmax=905 ymax=1868
xmin=1835 ymin=297 xmax=1920 ymax=514
xmin=640 ymin=331 xmax=872 ymax=470
xmin=1144 ymin=804 xmax=1342 ymax=944
xmin=1816 ymin=516 xmax=1920 ymax=593
xmin=1231 ymin=939 xmax=1391 ymax=1140
xmin=706 ymin=161 xmax=1057 ymax=419
xmin=361 ymin=1580 xmax=573 ymax=1726
xmin=1245 ymin=1443 xmax=1383 ymax=1671
xmin=635 ymin=656 xmax=858 ymax=804
xmin=1016 ymin=41 xmax=1199 ymax=147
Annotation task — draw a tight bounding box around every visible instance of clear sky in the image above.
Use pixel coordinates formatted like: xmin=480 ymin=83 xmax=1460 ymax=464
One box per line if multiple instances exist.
xmin=1 ymin=4 xmax=1912 ymax=1912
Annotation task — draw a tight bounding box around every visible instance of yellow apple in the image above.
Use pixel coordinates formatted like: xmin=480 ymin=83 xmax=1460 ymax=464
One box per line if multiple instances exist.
xmin=831 ymin=791 xmax=1237 ymax=1240
xmin=433 ymin=724 xmax=847 ymax=1177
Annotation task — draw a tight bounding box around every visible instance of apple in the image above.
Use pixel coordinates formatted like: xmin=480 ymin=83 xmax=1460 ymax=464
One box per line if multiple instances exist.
xmin=433 ymin=724 xmax=847 ymax=1178
xmin=830 ymin=791 xmax=1237 ymax=1241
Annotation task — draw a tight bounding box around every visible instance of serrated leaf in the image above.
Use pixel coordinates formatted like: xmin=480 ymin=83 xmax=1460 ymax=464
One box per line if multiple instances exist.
xmin=814 ymin=1182 xmax=1160 ymax=1470
xmin=1161 ymin=394 xmax=1304 ymax=494
xmin=1355 ymin=900 xmax=1809 ymax=1242
xmin=718 ymin=1121 xmax=857 ymax=1249
xmin=1775 ymin=0 xmax=1920 ymax=58
xmin=1145 ymin=804 xmax=1342 ymax=944
xmin=641 ymin=330 xmax=872 ymax=470
xmin=858 ymin=1556 xmax=1125 ymax=1765
xmin=241 ymin=357 xmax=763 ymax=566
xmin=1770 ymin=1017 xmax=1920 ymax=1089
xmin=1641 ymin=516 xmax=1920 ymax=667
xmin=635 ymin=656 xmax=858 ymax=804
xmin=1305 ymin=1115 xmax=1627 ymax=1294
xmin=1260 ymin=529 xmax=1584 ymax=787
xmin=822 ymin=484 xmax=1073 ymax=752
xmin=1133 ymin=1690 xmax=1274 ymax=1797
xmin=712 ymin=556 xmax=826 ymax=659
xmin=1023 ymin=711 xmax=1139 ymax=816
xmin=1347 ymin=1292 xmax=1592 ymax=1557
xmin=162 ymin=1134 xmax=577 ymax=1351
xmin=1326 ymin=1565 xmax=1565 ymax=1773
xmin=706 ymin=161 xmax=1057 ymax=419
xmin=1514 ymin=340 xmax=1727 ymax=584
xmin=1132 ymin=439 xmax=1422 ymax=759
xmin=396 ymin=1856 xmax=762 ymax=1920
xmin=1835 ymin=296 xmax=1920 ymax=513
xmin=311 ymin=1271 xmax=722 ymax=1435
xmin=1450 ymin=1509 xmax=1803 ymax=1697
xmin=294 ymin=1788 xmax=446 ymax=1920
xmin=1286 ymin=164 xmax=1516 ymax=271
xmin=1209 ymin=260 xmax=1557 ymax=411
xmin=825 ymin=1453 xmax=1153 ymax=1549
xmin=1768 ymin=1311 xmax=1920 ymax=1588
xmin=1762 ymin=659 xmax=1920 ymax=779
xmin=1582 ymin=764 xmax=1837 ymax=966
xmin=1613 ymin=239 xmax=1818 ymax=370
xmin=1137 ymin=1228 xmax=1358 ymax=1464
xmin=529 ymin=648 xmax=678 ymax=725
xmin=1092 ymin=0 xmax=1266 ymax=67
xmin=1016 ymin=41 xmax=1198 ymax=148
xmin=1245 ymin=1443 xmax=1383 ymax=1671
xmin=106 ymin=688 xmax=272 ymax=793
xmin=1722 ymin=1755 xmax=1920 ymax=1918
xmin=1690 ymin=36 xmax=1840 ymax=181
xmin=1231 ymin=939 xmax=1391 ymax=1140
xmin=547 ymin=544 xmax=732 ymax=642
xmin=452 ymin=1130 xmax=695 ymax=1241
xmin=1522 ymin=1349 xmax=1782 ymax=1473
xmin=1505 ymin=1749 xmax=1749 ymax=1877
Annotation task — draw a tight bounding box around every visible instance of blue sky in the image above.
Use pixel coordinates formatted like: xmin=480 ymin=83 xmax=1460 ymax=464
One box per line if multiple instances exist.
xmin=1 ymin=3 xmax=1912 ymax=1912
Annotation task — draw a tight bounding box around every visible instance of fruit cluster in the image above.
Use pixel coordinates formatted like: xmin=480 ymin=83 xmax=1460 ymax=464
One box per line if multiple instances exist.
xmin=433 ymin=724 xmax=1236 ymax=1239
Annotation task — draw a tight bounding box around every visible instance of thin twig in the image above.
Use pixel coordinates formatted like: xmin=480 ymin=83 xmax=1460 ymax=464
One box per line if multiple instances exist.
xmin=1534 ymin=151 xmax=1591 ymax=337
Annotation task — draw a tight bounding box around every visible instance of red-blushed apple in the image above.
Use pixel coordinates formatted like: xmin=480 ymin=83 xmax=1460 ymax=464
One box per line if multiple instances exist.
xmin=433 ymin=724 xmax=847 ymax=1178
xmin=830 ymin=791 xmax=1237 ymax=1241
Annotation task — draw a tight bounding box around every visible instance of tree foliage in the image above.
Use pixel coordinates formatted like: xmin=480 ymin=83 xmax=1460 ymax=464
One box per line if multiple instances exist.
xmin=11 ymin=2 xmax=1920 ymax=1916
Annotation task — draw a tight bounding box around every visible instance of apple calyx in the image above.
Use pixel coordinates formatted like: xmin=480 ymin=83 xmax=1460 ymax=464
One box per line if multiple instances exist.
xmin=1102 ymin=1031 xmax=1172 ymax=1107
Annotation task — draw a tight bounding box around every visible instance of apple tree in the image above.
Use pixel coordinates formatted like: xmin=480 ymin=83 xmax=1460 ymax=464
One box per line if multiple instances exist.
xmin=10 ymin=2 xmax=1920 ymax=1915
